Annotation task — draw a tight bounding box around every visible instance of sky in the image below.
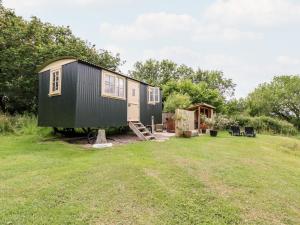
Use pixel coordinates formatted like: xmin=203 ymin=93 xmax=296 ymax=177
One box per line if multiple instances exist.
xmin=3 ymin=0 xmax=300 ymax=97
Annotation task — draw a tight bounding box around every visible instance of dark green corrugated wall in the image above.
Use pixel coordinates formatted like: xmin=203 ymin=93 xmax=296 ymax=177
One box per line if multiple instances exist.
xmin=140 ymin=84 xmax=162 ymax=126
xmin=74 ymin=62 xmax=128 ymax=128
xmin=38 ymin=62 xmax=78 ymax=127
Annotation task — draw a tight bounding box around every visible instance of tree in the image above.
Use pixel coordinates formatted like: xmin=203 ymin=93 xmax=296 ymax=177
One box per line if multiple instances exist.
xmin=192 ymin=69 xmax=236 ymax=97
xmin=129 ymin=59 xmax=235 ymax=98
xmin=129 ymin=59 xmax=193 ymax=87
xmin=223 ymin=98 xmax=247 ymax=115
xmin=129 ymin=60 xmax=160 ymax=86
xmin=164 ymin=93 xmax=191 ymax=113
xmin=0 ymin=5 xmax=123 ymax=114
xmin=162 ymin=80 xmax=225 ymax=112
xmin=246 ymin=75 xmax=300 ymax=128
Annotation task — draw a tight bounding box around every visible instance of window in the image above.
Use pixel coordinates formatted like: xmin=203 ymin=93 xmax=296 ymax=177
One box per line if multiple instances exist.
xmin=102 ymin=70 xmax=125 ymax=99
xmin=154 ymin=87 xmax=159 ymax=102
xmin=49 ymin=68 xmax=61 ymax=96
xmin=148 ymin=87 xmax=160 ymax=104
xmin=132 ymin=88 xmax=136 ymax=97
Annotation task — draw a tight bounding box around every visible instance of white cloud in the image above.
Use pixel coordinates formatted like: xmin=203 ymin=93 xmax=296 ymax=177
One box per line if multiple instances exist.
xmin=3 ymin=0 xmax=139 ymax=12
xmin=102 ymin=45 xmax=125 ymax=56
xmin=100 ymin=12 xmax=261 ymax=42
xmin=142 ymin=46 xmax=238 ymax=70
xmin=205 ymin=0 xmax=300 ymax=27
xmin=277 ymin=56 xmax=300 ymax=65
xmin=73 ymin=0 xmax=137 ymax=6
xmin=192 ymin=24 xmax=262 ymax=41
xmin=100 ymin=12 xmax=197 ymax=41
xmin=143 ymin=46 xmax=201 ymax=65
xmin=4 ymin=0 xmax=137 ymax=7
xmin=4 ymin=0 xmax=44 ymax=9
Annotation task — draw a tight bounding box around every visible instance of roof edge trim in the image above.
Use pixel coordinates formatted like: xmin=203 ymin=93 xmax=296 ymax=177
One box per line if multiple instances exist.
xmin=37 ymin=56 xmax=77 ymax=73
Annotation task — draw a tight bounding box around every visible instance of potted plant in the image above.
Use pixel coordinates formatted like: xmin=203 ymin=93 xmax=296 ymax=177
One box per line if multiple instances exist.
xmin=206 ymin=118 xmax=218 ymax=137
xmin=200 ymin=123 xmax=208 ymax=134
xmin=200 ymin=115 xmax=208 ymax=134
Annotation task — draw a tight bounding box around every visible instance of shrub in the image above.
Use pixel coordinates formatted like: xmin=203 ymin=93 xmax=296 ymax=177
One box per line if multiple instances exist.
xmin=0 ymin=113 xmax=50 ymax=136
xmin=233 ymin=115 xmax=298 ymax=136
xmin=209 ymin=114 xmax=238 ymax=130
xmin=0 ymin=113 xmax=15 ymax=134
xmin=164 ymin=93 xmax=191 ymax=113
xmin=205 ymin=117 xmax=215 ymax=130
xmin=202 ymin=114 xmax=238 ymax=130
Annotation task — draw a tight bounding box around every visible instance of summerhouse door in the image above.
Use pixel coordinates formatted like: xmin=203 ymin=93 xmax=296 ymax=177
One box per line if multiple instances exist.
xmin=127 ymin=80 xmax=140 ymax=121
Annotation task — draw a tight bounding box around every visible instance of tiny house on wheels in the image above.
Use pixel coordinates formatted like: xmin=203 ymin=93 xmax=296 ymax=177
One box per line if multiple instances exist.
xmin=38 ymin=57 xmax=162 ymax=141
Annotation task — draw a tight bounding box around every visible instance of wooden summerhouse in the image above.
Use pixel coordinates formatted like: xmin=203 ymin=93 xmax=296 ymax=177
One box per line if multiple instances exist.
xmin=187 ymin=103 xmax=216 ymax=132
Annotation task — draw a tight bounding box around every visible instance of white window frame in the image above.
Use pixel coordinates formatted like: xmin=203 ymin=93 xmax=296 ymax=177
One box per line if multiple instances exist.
xmin=148 ymin=87 xmax=160 ymax=104
xmin=101 ymin=70 xmax=126 ymax=100
xmin=49 ymin=67 xmax=62 ymax=96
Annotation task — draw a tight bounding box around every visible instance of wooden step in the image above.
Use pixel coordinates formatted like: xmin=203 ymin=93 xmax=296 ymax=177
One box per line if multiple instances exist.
xmin=128 ymin=121 xmax=156 ymax=141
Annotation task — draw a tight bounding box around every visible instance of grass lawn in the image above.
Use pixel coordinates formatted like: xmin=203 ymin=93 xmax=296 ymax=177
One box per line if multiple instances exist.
xmin=0 ymin=133 xmax=300 ymax=225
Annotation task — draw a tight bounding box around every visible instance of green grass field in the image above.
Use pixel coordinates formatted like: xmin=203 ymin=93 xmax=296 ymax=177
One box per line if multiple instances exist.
xmin=0 ymin=133 xmax=300 ymax=225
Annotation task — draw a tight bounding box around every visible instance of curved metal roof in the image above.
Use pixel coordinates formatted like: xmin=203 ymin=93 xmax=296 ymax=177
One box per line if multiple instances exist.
xmin=38 ymin=56 xmax=154 ymax=86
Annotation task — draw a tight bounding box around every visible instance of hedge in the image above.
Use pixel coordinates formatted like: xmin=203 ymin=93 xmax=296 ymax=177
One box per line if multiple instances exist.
xmin=233 ymin=115 xmax=298 ymax=136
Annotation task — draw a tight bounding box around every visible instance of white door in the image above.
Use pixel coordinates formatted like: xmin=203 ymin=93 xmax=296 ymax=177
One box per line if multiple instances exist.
xmin=127 ymin=80 xmax=140 ymax=121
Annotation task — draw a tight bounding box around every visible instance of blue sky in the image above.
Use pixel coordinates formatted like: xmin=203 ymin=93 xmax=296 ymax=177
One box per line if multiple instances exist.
xmin=3 ymin=0 xmax=300 ymax=97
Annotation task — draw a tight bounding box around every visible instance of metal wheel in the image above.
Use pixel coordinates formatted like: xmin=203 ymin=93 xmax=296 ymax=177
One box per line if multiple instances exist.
xmin=63 ymin=128 xmax=75 ymax=137
xmin=53 ymin=127 xmax=59 ymax=135
xmin=87 ymin=130 xmax=97 ymax=144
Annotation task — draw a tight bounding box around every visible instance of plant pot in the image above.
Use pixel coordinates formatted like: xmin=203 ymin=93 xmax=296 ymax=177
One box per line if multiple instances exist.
xmin=201 ymin=129 xmax=207 ymax=134
xmin=183 ymin=130 xmax=199 ymax=138
xmin=210 ymin=130 xmax=218 ymax=137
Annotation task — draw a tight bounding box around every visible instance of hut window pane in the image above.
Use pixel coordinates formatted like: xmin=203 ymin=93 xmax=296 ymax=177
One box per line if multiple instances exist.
xmin=49 ymin=68 xmax=61 ymax=96
xmin=117 ymin=78 xmax=125 ymax=97
xmin=104 ymin=74 xmax=115 ymax=95
xmin=102 ymin=71 xmax=125 ymax=99
xmin=148 ymin=87 xmax=160 ymax=104
xmin=109 ymin=76 xmax=115 ymax=94
xmin=104 ymin=75 xmax=110 ymax=93
xmin=150 ymin=90 xmax=154 ymax=101
xmin=154 ymin=88 xmax=160 ymax=102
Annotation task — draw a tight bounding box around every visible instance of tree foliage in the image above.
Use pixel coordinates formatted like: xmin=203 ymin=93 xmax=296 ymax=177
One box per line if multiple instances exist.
xmin=233 ymin=115 xmax=297 ymax=135
xmin=163 ymin=93 xmax=191 ymax=113
xmin=223 ymin=98 xmax=247 ymax=115
xmin=163 ymin=80 xmax=225 ymax=112
xmin=129 ymin=59 xmax=193 ymax=87
xmin=192 ymin=69 xmax=236 ymax=97
xmin=246 ymin=75 xmax=300 ymax=128
xmin=0 ymin=5 xmax=123 ymax=114
xmin=129 ymin=59 xmax=235 ymax=98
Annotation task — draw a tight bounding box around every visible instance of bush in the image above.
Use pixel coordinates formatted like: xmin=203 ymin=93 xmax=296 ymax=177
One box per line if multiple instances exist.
xmin=214 ymin=114 xmax=238 ymax=130
xmin=0 ymin=113 xmax=15 ymax=134
xmin=201 ymin=114 xmax=238 ymax=130
xmin=164 ymin=93 xmax=191 ymax=113
xmin=233 ymin=115 xmax=298 ymax=136
xmin=0 ymin=113 xmax=50 ymax=136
